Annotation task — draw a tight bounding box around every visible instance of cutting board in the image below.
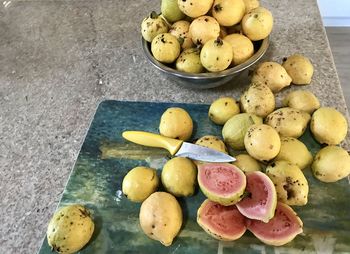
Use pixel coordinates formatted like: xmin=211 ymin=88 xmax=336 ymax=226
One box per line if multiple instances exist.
xmin=38 ymin=100 xmax=350 ymax=253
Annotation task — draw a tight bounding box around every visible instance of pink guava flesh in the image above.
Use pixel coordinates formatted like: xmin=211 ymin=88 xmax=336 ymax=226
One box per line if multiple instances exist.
xmin=246 ymin=202 xmax=303 ymax=246
xmin=198 ymin=163 xmax=246 ymax=196
xmin=198 ymin=199 xmax=246 ymax=240
xmin=236 ymin=171 xmax=276 ymax=222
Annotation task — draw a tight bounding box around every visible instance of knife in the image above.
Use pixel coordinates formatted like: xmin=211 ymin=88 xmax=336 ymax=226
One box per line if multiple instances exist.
xmin=122 ymin=131 xmax=235 ymax=163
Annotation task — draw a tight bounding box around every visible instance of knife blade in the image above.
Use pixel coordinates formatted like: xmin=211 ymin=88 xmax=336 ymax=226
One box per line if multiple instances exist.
xmin=122 ymin=131 xmax=236 ymax=163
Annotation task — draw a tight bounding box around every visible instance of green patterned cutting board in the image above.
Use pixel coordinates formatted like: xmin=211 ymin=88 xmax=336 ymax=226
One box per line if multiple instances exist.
xmin=39 ymin=100 xmax=350 ymax=254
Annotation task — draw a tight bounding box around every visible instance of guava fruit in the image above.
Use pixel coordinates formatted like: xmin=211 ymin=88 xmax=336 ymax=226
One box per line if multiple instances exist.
xmin=47 ymin=205 xmax=94 ymax=254
xmin=208 ymin=97 xmax=240 ymax=125
xmin=266 ymin=160 xmax=309 ymax=206
xmin=197 ymin=163 xmax=246 ymax=206
xmin=139 ymin=192 xmax=182 ymax=246
xmin=236 ymin=171 xmax=277 ymax=223
xmin=161 ymin=157 xmax=197 ymax=197
xmin=232 ymin=154 xmax=262 ymax=173
xmin=244 ymin=124 xmax=281 ymax=162
xmin=159 ymin=107 xmax=193 ymax=141
xmin=195 ymin=135 xmax=228 ymax=154
xmin=310 ymin=107 xmax=348 ymax=145
xmin=222 ymin=113 xmax=263 ymax=150
xmin=197 ymin=199 xmax=246 ymax=241
xmin=246 ymin=202 xmax=303 ymax=246
xmin=200 ymin=37 xmax=233 ymax=72
xmin=141 ymin=12 xmax=168 ymax=42
xmin=161 ymin=0 xmax=185 ymax=23
xmin=312 ymin=146 xmax=350 ymax=183
xmin=275 ymin=137 xmax=313 ymax=170
xmin=122 ymin=166 xmax=159 ymax=202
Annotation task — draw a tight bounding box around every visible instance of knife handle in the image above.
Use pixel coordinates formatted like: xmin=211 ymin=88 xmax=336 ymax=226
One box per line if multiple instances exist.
xmin=122 ymin=131 xmax=183 ymax=155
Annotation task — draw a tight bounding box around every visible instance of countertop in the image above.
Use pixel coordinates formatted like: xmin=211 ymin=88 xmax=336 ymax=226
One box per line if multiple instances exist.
xmin=0 ymin=0 xmax=348 ymax=253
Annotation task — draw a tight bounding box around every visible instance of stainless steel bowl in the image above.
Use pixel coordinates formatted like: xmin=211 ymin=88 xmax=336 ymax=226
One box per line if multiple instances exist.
xmin=142 ymin=37 xmax=269 ymax=89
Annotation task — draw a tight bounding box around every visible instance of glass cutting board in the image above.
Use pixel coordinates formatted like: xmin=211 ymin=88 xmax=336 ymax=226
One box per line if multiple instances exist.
xmin=38 ymin=100 xmax=350 ymax=254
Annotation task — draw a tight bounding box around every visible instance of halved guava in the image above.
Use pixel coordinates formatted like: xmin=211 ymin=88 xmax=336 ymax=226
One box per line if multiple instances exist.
xmin=197 ymin=199 xmax=246 ymax=241
xmin=236 ymin=171 xmax=277 ymax=222
xmin=198 ymin=163 xmax=246 ymax=206
xmin=246 ymin=202 xmax=303 ymax=246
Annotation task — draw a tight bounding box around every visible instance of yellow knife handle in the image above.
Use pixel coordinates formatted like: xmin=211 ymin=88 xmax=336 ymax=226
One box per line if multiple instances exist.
xmin=122 ymin=131 xmax=183 ymax=155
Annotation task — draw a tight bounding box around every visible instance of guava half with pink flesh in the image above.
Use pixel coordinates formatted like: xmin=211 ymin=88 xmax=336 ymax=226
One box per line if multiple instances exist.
xmin=246 ymin=202 xmax=303 ymax=246
xmin=236 ymin=171 xmax=277 ymax=222
xmin=198 ymin=163 xmax=247 ymax=206
xmin=197 ymin=199 xmax=246 ymax=241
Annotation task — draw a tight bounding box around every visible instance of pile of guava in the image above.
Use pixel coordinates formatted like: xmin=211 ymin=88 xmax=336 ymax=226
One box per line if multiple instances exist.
xmin=44 ymin=61 xmax=350 ymax=252
xmin=120 ymin=51 xmax=350 ymax=248
xmin=193 ymin=53 xmax=349 ymax=245
xmin=45 ymin=16 xmax=350 ymax=251
xmin=141 ymin=0 xmax=273 ymax=73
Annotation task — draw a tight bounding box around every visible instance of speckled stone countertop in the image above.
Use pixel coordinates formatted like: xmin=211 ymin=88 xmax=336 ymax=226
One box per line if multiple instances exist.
xmin=0 ymin=0 xmax=348 ymax=253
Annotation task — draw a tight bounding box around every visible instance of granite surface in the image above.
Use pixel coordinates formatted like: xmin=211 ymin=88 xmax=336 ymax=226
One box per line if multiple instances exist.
xmin=0 ymin=0 xmax=348 ymax=253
